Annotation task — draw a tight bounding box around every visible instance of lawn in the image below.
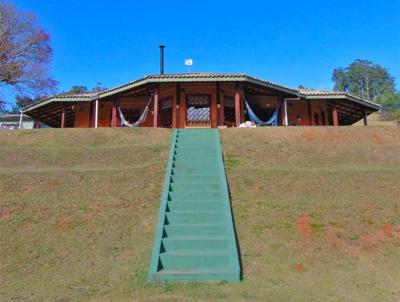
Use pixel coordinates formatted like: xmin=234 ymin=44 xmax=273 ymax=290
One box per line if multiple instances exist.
xmin=353 ymin=112 xmax=399 ymax=126
xmin=0 ymin=127 xmax=399 ymax=301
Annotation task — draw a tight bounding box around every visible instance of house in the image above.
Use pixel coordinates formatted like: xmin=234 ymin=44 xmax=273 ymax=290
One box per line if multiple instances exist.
xmin=0 ymin=114 xmax=37 ymax=130
xmin=20 ymin=73 xmax=380 ymax=128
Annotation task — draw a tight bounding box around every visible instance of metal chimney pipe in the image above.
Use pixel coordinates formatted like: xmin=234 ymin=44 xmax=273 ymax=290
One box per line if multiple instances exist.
xmin=159 ymin=45 xmax=165 ymax=75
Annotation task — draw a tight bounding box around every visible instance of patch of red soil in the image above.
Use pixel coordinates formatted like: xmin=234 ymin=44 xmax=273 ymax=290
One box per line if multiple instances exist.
xmin=302 ymin=129 xmax=351 ymax=144
xmin=89 ymin=203 xmax=132 ymax=214
xmin=358 ymin=203 xmax=375 ymax=211
xmin=369 ymin=133 xmax=383 ymax=145
xmin=58 ymin=217 xmax=73 ymax=231
xmin=0 ymin=209 xmax=12 ymax=219
xmin=325 ymin=225 xmax=364 ymax=257
xmin=24 ymin=222 xmax=35 ymax=230
xmin=295 ymin=263 xmax=303 ymax=272
xmin=40 ymin=207 xmax=51 ymax=221
xmin=344 ymin=245 xmax=373 ymax=258
xmin=360 ymin=223 xmax=398 ymax=247
xmin=295 ymin=215 xmax=311 ymax=240
xmin=109 ymin=203 xmax=131 ymax=209
xmin=90 ymin=204 xmax=103 ymax=214
xmin=324 ymin=223 xmax=398 ymax=258
xmin=145 ymin=166 xmax=158 ymax=174
xmin=326 ymin=225 xmax=347 ymax=247
xmin=250 ymin=185 xmax=261 ymax=194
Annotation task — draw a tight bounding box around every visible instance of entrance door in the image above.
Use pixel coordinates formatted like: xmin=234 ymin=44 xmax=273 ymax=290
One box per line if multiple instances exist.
xmin=186 ymin=95 xmax=211 ymax=128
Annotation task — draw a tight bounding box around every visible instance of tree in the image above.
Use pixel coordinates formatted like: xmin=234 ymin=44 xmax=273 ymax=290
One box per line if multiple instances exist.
xmin=69 ymin=85 xmax=89 ymax=94
xmin=377 ymin=91 xmax=400 ymax=120
xmin=67 ymin=83 xmax=107 ymax=94
xmin=378 ymin=91 xmax=400 ymax=111
xmin=0 ymin=2 xmax=57 ymax=100
xmin=9 ymin=95 xmax=45 ymax=113
xmin=91 ymin=82 xmax=107 ymax=92
xmin=332 ymin=60 xmax=395 ymax=101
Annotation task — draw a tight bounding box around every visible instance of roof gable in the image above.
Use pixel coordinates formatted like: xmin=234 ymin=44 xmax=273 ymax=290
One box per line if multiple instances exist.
xmin=98 ymin=73 xmax=299 ymax=98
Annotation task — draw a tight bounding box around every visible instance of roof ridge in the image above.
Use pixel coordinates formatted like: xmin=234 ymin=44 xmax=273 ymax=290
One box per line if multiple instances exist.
xmin=144 ymin=73 xmax=248 ymax=78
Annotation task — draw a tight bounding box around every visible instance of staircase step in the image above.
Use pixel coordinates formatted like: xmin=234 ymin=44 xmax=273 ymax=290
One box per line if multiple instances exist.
xmin=163 ymin=224 xmax=228 ymax=237
xmin=173 ymin=155 xmax=217 ymax=160
xmin=171 ymin=168 xmax=219 ymax=176
xmin=166 ymin=212 xmax=226 ymax=224
xmin=156 ymin=268 xmax=235 ymax=274
xmin=152 ymin=268 xmax=239 ymax=282
xmin=175 ymin=138 xmax=215 ymax=142
xmin=159 ymin=253 xmax=231 ymax=270
xmin=167 ymin=201 xmax=224 ymax=212
xmin=168 ymin=191 xmax=223 ymax=201
xmin=170 ymin=175 xmax=220 ymax=183
xmin=170 ymin=183 xmax=221 ymax=191
xmin=162 ymin=238 xmax=230 ymax=252
xmin=172 ymin=161 xmax=218 ymax=168
xmin=175 ymin=148 xmax=217 ymax=154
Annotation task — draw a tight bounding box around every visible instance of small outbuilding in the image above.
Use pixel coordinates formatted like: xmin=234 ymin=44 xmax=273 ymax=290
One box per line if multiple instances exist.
xmin=0 ymin=114 xmax=37 ymax=130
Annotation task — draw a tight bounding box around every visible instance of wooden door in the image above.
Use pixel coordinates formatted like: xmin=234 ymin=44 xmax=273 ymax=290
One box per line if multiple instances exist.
xmin=185 ymin=95 xmax=211 ymax=128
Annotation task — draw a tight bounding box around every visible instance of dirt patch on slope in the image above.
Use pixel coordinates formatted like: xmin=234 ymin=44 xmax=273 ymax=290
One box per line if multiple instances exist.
xmin=295 ymin=215 xmax=312 ymax=240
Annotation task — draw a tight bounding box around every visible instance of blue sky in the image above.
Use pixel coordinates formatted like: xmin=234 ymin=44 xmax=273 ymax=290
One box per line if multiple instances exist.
xmin=14 ymin=0 xmax=400 ymax=93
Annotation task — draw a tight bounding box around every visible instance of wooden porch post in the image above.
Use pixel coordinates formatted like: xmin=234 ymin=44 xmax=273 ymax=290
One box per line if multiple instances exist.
xmin=332 ymin=102 xmax=339 ymax=126
xmin=307 ymin=100 xmax=313 ymax=125
xmin=210 ymin=87 xmax=218 ymax=128
xmin=216 ymin=82 xmax=221 ymax=127
xmin=283 ymin=98 xmax=288 ymax=126
xmin=363 ymin=110 xmax=368 ymax=126
xmin=278 ymin=97 xmax=284 ymax=125
xmin=241 ymin=92 xmax=245 ymax=123
xmin=60 ymin=105 xmax=66 ymax=128
xmin=94 ymin=98 xmax=99 ymax=128
xmin=179 ymin=89 xmax=186 ymax=128
xmin=172 ymin=93 xmax=177 ymax=128
xmin=18 ymin=110 xmax=23 ymax=130
xmin=234 ymin=87 xmax=241 ymax=127
xmin=172 ymin=85 xmax=178 ymax=128
xmin=219 ymin=85 xmax=225 ymax=127
xmin=111 ymin=101 xmax=118 ymax=127
xmin=153 ymin=87 xmax=159 ymax=128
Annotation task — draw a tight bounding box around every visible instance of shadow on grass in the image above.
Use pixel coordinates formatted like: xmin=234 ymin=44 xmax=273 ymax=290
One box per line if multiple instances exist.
xmin=222 ymin=151 xmax=244 ymax=281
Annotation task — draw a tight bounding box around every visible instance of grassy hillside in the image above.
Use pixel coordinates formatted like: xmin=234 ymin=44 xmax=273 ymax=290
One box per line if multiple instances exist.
xmin=353 ymin=112 xmax=400 ymax=126
xmin=1 ymin=127 xmax=399 ymax=301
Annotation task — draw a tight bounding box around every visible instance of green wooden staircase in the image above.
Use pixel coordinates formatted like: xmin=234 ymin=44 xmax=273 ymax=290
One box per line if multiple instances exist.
xmin=148 ymin=129 xmax=240 ymax=283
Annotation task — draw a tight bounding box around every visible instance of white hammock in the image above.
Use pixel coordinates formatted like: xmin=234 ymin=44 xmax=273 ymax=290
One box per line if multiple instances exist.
xmin=117 ymin=96 xmax=152 ymax=128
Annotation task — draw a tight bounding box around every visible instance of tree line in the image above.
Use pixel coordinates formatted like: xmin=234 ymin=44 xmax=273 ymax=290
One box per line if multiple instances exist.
xmin=332 ymin=60 xmax=400 ymax=119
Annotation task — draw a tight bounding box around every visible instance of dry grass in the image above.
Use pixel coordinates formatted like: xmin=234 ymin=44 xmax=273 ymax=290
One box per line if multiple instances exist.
xmin=0 ymin=128 xmax=170 ymax=301
xmin=353 ymin=112 xmax=400 ymax=126
xmin=1 ymin=127 xmax=399 ymax=301
xmin=221 ymin=127 xmax=400 ymax=302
